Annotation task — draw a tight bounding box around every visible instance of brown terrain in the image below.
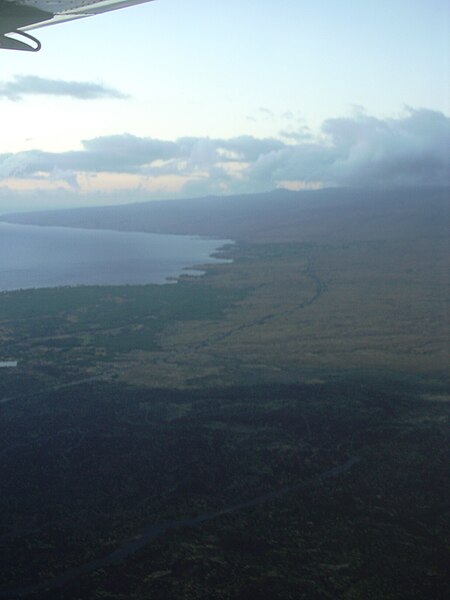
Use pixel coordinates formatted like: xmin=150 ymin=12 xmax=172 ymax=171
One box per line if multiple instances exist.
xmin=5 ymin=186 xmax=446 ymax=387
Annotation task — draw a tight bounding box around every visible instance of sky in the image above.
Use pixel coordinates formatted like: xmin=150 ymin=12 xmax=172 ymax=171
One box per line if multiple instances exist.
xmin=0 ymin=0 xmax=449 ymax=212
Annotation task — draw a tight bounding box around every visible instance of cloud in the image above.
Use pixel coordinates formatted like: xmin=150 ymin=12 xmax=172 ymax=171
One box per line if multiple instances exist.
xmin=320 ymin=108 xmax=450 ymax=186
xmin=247 ymin=108 xmax=450 ymax=189
xmin=0 ymin=134 xmax=283 ymax=180
xmin=278 ymin=128 xmax=312 ymax=142
xmin=258 ymin=106 xmax=275 ymax=118
xmin=0 ymin=75 xmax=128 ymax=101
xmin=0 ymin=108 xmax=448 ymax=205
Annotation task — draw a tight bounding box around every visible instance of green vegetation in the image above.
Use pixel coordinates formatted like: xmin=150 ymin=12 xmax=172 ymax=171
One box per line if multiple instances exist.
xmin=0 ymin=279 xmax=246 ymax=378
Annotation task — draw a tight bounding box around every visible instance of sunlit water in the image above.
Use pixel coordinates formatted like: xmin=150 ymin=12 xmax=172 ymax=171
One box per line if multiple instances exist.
xmin=0 ymin=222 xmax=232 ymax=292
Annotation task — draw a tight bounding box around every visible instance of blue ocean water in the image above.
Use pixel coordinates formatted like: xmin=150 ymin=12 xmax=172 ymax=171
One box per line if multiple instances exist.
xmin=0 ymin=222 xmax=231 ymax=292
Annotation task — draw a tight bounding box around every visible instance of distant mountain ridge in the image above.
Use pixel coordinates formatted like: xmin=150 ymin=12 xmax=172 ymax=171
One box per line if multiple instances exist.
xmin=1 ymin=186 xmax=448 ymax=243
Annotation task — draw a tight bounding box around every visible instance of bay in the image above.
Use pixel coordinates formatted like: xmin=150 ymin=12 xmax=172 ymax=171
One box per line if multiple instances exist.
xmin=0 ymin=222 xmax=231 ymax=292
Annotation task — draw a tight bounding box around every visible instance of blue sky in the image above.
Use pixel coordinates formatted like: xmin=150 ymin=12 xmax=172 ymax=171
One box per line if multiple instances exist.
xmin=0 ymin=0 xmax=448 ymax=211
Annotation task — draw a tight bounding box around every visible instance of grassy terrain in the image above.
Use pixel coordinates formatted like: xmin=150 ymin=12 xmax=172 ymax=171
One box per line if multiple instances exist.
xmin=3 ymin=235 xmax=445 ymax=392
xmin=0 ymin=278 xmax=245 ymax=395
xmin=120 ymin=236 xmax=448 ymax=388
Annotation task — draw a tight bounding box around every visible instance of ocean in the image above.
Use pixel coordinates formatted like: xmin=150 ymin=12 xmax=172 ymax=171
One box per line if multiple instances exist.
xmin=0 ymin=222 xmax=231 ymax=292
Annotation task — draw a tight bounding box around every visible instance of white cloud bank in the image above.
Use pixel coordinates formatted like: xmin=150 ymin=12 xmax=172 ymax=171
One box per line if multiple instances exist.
xmin=0 ymin=108 xmax=448 ymax=211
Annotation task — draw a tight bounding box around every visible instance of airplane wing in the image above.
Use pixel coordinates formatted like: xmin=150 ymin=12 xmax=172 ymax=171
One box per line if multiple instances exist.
xmin=0 ymin=0 xmax=155 ymax=51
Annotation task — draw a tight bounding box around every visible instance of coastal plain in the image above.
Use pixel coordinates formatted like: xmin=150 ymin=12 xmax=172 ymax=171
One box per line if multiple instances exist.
xmin=0 ymin=187 xmax=448 ymax=599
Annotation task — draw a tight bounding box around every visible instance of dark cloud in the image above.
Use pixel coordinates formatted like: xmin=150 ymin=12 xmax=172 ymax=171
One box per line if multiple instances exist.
xmin=248 ymin=108 xmax=450 ymax=189
xmin=1 ymin=108 xmax=448 ymax=199
xmin=0 ymin=135 xmax=177 ymax=178
xmin=82 ymin=135 xmax=178 ymax=171
xmin=0 ymin=134 xmax=285 ymax=180
xmin=0 ymin=75 xmax=128 ymax=101
xmin=320 ymin=108 xmax=450 ymax=186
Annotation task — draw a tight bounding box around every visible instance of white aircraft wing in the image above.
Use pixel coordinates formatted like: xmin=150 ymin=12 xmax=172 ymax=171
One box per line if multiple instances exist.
xmin=0 ymin=0 xmax=155 ymax=51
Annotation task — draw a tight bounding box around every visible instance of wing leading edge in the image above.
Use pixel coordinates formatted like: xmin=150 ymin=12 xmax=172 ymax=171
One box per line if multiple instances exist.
xmin=0 ymin=0 xmax=155 ymax=51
